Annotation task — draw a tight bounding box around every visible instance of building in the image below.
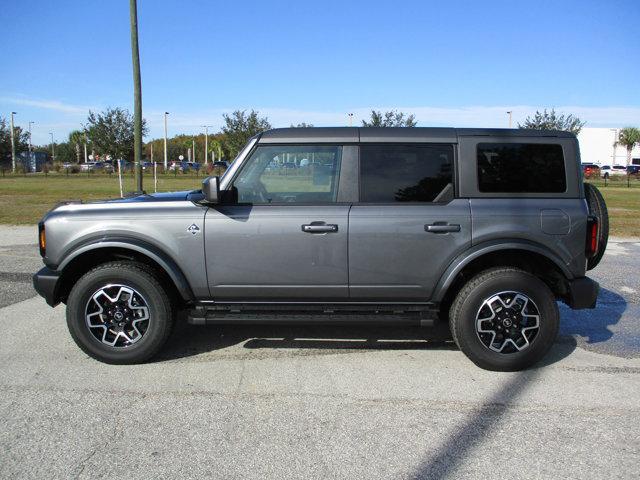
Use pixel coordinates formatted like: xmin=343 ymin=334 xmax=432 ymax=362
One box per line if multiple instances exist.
xmin=578 ymin=127 xmax=640 ymax=165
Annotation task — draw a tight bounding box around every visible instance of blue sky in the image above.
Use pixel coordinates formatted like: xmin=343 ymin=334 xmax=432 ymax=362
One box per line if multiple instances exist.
xmin=1 ymin=0 xmax=638 ymax=144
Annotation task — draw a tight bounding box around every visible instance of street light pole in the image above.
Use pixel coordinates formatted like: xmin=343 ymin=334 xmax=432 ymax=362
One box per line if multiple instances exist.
xmin=10 ymin=112 xmax=16 ymax=173
xmin=49 ymin=132 xmax=55 ymax=163
xmin=84 ymin=132 xmax=88 ymax=163
xmin=164 ymin=112 xmax=169 ymax=170
xmin=201 ymin=125 xmax=213 ymax=164
xmin=192 ymin=138 xmax=196 ymax=163
xmin=506 ymin=111 xmax=513 ymax=128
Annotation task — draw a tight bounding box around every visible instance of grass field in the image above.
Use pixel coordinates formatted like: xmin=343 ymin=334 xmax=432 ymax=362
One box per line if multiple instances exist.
xmin=1 ymin=173 xmax=639 ymax=236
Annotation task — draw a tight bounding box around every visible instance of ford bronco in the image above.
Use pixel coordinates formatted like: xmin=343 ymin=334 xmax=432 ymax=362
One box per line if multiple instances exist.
xmin=33 ymin=127 xmax=607 ymax=370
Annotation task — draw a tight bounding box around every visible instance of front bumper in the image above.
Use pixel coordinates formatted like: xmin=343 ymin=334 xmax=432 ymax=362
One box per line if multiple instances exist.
xmin=32 ymin=267 xmax=61 ymax=307
xmin=565 ymin=276 xmax=599 ymax=309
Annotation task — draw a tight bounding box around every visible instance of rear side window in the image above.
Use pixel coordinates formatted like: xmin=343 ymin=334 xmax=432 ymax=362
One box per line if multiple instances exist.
xmin=477 ymin=143 xmax=566 ymax=193
xmin=360 ymin=144 xmax=454 ymax=202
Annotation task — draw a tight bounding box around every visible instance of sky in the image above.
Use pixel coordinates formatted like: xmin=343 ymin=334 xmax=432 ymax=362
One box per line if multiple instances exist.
xmin=1 ymin=0 xmax=639 ymax=145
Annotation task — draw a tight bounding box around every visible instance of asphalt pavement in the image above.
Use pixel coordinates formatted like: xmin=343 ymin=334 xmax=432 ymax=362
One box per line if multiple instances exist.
xmin=1 ymin=226 xmax=639 ymax=479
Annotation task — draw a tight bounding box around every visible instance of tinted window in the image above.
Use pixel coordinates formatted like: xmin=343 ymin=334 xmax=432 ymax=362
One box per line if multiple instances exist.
xmin=477 ymin=143 xmax=566 ymax=193
xmin=234 ymin=145 xmax=341 ymax=203
xmin=360 ymin=144 xmax=454 ymax=202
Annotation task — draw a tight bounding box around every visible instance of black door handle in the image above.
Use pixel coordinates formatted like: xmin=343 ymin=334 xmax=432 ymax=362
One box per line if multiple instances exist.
xmin=425 ymin=223 xmax=461 ymax=233
xmin=302 ymin=223 xmax=339 ymax=233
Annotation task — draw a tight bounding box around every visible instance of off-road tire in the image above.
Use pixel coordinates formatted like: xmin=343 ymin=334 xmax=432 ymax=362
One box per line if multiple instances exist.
xmin=584 ymin=183 xmax=609 ymax=270
xmin=449 ymin=267 xmax=559 ymax=371
xmin=66 ymin=261 xmax=174 ymax=364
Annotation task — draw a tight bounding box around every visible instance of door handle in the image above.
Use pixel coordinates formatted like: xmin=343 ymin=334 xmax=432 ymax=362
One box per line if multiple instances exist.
xmin=425 ymin=223 xmax=461 ymax=233
xmin=302 ymin=223 xmax=339 ymax=233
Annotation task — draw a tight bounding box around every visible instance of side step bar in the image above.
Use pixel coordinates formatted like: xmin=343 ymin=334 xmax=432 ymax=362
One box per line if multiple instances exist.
xmin=187 ymin=303 xmax=440 ymax=327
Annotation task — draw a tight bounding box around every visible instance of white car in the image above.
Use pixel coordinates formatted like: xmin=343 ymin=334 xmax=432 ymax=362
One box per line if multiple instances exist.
xmin=600 ymin=165 xmax=627 ymax=178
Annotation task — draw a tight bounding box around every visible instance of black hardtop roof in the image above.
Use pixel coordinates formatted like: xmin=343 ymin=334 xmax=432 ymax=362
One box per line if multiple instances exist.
xmin=257 ymin=127 xmax=575 ymax=143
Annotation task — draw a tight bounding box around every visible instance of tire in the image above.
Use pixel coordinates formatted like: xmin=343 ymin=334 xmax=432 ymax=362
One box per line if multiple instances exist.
xmin=449 ymin=267 xmax=559 ymax=371
xmin=66 ymin=261 xmax=174 ymax=364
xmin=584 ymin=183 xmax=609 ymax=270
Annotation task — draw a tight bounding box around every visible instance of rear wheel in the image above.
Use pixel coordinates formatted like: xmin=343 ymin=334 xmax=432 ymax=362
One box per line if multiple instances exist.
xmin=449 ymin=268 xmax=559 ymax=371
xmin=66 ymin=261 xmax=174 ymax=364
xmin=584 ymin=183 xmax=609 ymax=270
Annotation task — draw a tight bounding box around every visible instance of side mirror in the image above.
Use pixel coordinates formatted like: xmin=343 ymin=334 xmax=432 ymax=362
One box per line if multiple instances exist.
xmin=202 ymin=176 xmax=220 ymax=203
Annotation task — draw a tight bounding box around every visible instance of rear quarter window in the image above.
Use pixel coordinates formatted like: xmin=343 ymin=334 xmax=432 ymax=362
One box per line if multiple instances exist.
xmin=477 ymin=143 xmax=566 ymax=193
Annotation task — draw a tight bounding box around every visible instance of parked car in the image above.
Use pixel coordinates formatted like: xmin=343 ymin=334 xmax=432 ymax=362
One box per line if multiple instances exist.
xmin=600 ymin=165 xmax=627 ymax=179
xmin=626 ymin=165 xmax=640 ymax=176
xmin=33 ymin=127 xmax=607 ymax=371
xmin=581 ymin=163 xmax=600 ymax=178
xmin=212 ymin=161 xmax=228 ymax=169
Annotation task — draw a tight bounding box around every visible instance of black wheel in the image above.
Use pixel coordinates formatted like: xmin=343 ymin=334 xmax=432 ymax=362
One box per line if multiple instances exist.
xmin=66 ymin=261 xmax=174 ymax=364
xmin=584 ymin=183 xmax=609 ymax=270
xmin=449 ymin=268 xmax=559 ymax=371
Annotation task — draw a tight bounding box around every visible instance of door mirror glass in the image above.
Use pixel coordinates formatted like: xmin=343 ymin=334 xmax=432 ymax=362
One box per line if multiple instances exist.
xmin=202 ymin=176 xmax=220 ymax=203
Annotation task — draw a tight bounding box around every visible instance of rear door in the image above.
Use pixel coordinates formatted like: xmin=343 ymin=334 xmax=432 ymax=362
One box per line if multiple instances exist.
xmin=348 ymin=143 xmax=471 ymax=301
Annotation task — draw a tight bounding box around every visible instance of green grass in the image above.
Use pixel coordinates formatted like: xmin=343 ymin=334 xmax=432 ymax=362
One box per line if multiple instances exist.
xmin=0 ymin=172 xmax=205 ymax=224
xmin=1 ymin=173 xmax=639 ymax=237
xmin=586 ymin=180 xmax=640 ymax=237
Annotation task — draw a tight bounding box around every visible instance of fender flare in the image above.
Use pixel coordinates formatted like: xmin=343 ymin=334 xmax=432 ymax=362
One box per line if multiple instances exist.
xmin=57 ymin=236 xmax=195 ymax=301
xmin=431 ymin=239 xmax=573 ymax=302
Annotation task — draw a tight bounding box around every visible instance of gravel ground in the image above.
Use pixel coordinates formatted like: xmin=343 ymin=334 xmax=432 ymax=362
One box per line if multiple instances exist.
xmin=1 ymin=226 xmax=639 ymax=479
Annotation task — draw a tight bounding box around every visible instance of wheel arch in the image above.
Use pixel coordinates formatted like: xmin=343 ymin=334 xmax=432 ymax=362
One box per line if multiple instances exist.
xmin=55 ymin=240 xmax=195 ymax=305
xmin=433 ymin=241 xmax=573 ymax=311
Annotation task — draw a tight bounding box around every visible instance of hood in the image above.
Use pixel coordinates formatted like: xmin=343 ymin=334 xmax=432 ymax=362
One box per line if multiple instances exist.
xmin=104 ymin=190 xmax=198 ymax=203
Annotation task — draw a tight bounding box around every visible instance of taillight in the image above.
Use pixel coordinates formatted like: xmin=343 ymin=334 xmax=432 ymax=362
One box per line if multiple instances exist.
xmin=586 ymin=216 xmax=598 ymax=258
xmin=38 ymin=223 xmax=46 ymax=257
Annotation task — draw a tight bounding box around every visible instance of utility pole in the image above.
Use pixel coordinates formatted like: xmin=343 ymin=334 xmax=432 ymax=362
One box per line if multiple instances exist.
xmin=192 ymin=138 xmax=195 ymax=163
xmin=506 ymin=111 xmax=513 ymax=128
xmin=348 ymin=113 xmax=353 ymax=127
xmin=201 ymin=125 xmax=213 ymax=165
xmin=28 ymin=121 xmax=34 ymax=172
xmin=10 ymin=112 xmax=16 ymax=173
xmin=84 ymin=132 xmax=88 ymax=163
xmin=49 ymin=132 xmax=55 ymax=162
xmin=163 ymin=112 xmax=169 ymax=170
xmin=129 ymin=0 xmax=143 ymax=192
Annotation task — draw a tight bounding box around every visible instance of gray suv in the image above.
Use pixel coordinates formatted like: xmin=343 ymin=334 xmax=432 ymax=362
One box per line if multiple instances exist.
xmin=33 ymin=128 xmax=607 ymax=370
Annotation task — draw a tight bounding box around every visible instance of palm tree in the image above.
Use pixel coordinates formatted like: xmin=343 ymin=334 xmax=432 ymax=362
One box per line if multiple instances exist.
xmin=617 ymin=127 xmax=640 ymax=166
xmin=68 ymin=130 xmax=84 ymax=163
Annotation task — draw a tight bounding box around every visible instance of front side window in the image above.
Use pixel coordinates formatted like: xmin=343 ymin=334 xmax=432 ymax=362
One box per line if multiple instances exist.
xmin=233 ymin=145 xmax=342 ymax=204
xmin=477 ymin=143 xmax=566 ymax=193
xmin=359 ymin=144 xmax=454 ymax=203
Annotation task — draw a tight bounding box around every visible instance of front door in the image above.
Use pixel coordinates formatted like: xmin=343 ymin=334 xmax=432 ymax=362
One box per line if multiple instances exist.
xmin=205 ymin=144 xmax=350 ymax=301
xmin=348 ymin=143 xmax=471 ymax=301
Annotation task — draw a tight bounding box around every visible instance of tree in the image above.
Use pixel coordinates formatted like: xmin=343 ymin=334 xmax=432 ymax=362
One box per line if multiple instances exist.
xmin=0 ymin=117 xmax=29 ymax=166
xmin=616 ymin=127 xmax=640 ymax=166
xmin=68 ymin=130 xmax=86 ymax=163
xmin=85 ymin=107 xmax=147 ymax=161
xmin=291 ymin=122 xmax=314 ymax=128
xmin=362 ymin=110 xmax=417 ymax=127
xmin=222 ymin=110 xmax=271 ymax=158
xmin=518 ymin=108 xmax=585 ymax=135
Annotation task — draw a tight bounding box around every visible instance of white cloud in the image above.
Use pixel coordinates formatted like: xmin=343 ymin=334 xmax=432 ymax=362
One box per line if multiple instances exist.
xmin=0 ymin=95 xmax=93 ymax=114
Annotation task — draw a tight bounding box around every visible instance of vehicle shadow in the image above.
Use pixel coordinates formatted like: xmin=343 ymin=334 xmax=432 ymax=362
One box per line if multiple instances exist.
xmin=158 ymin=320 xmax=456 ymax=361
xmin=558 ymin=287 xmax=627 ymax=344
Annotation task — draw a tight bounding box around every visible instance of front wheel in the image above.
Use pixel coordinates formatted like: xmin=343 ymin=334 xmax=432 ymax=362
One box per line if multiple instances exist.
xmin=66 ymin=261 xmax=174 ymax=364
xmin=449 ymin=268 xmax=559 ymax=371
